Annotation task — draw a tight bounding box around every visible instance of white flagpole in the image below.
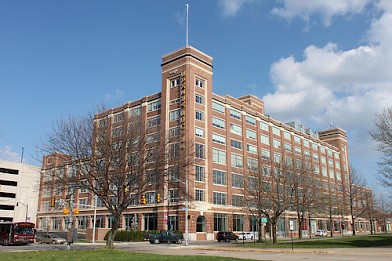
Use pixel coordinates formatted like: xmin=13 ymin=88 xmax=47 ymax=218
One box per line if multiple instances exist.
xmin=186 ymin=4 xmax=189 ymax=46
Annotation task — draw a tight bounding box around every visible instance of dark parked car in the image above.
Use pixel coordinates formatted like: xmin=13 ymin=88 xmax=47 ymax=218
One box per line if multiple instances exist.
xmin=147 ymin=231 xmax=183 ymax=244
xmin=216 ymin=231 xmax=238 ymax=242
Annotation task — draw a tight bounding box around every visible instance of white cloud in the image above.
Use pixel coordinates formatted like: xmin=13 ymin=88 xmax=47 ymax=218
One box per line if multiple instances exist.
xmin=271 ymin=0 xmax=373 ymax=26
xmin=0 ymin=146 xmax=21 ymax=163
xmin=263 ymin=4 xmax=392 ymax=185
xmin=218 ymin=0 xmax=254 ymax=17
xmin=105 ymin=89 xmax=124 ymax=101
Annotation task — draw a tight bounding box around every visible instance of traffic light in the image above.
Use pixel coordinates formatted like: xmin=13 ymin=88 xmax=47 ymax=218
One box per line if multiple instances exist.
xmin=63 ymin=208 xmax=69 ymax=214
xmin=187 ymin=214 xmax=191 ymax=220
xmin=140 ymin=194 xmax=146 ymax=205
xmin=73 ymin=209 xmax=79 ymax=214
xmin=50 ymin=197 xmax=55 ymax=207
xmin=156 ymin=193 xmax=161 ymax=203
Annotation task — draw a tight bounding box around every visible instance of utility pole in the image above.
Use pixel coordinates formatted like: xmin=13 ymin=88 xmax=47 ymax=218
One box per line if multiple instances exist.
xmin=67 ymin=194 xmax=74 ymax=250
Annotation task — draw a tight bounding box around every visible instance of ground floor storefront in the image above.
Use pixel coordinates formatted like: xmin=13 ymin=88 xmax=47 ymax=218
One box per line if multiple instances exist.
xmin=37 ymin=205 xmax=388 ymax=241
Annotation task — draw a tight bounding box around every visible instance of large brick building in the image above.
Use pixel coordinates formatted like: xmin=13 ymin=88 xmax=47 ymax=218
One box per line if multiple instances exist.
xmin=36 ymin=46 xmax=376 ymax=240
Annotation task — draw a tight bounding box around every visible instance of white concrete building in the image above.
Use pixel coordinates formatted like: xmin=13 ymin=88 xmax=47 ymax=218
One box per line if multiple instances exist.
xmin=0 ymin=161 xmax=40 ymax=224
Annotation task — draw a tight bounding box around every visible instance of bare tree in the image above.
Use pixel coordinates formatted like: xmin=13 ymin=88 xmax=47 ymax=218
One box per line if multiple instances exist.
xmin=370 ymin=106 xmax=392 ymax=188
xmin=244 ymin=156 xmax=293 ymax=244
xmin=38 ymin=109 xmax=193 ymax=248
xmin=289 ymin=160 xmax=317 ymax=239
xmin=374 ymin=192 xmax=392 ymax=233
xmin=346 ymin=167 xmax=369 ymax=236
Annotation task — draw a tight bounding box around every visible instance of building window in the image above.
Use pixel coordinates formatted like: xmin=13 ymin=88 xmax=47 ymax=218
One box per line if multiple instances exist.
xmin=213 ymin=169 xmax=227 ymax=185
xmin=130 ymin=106 xmax=141 ymax=117
xmin=112 ymin=127 xmax=122 ymax=137
xmin=113 ymin=112 xmax=124 ymax=123
xmin=195 ymin=78 xmax=204 ymax=88
xmin=284 ymin=143 xmax=292 ymax=152
xmin=261 ymin=149 xmax=270 ymax=160
xmin=260 ymin=121 xmax=269 ymax=131
xmin=272 ymin=126 xmax=281 ymax=136
xmin=195 ymin=165 xmax=205 ymax=182
xmin=212 ymin=117 xmax=225 ymax=129
xmin=169 ymin=165 xmax=179 ymax=182
xmin=195 ymin=143 xmax=205 ymax=159
xmin=212 ymin=101 xmax=225 ymax=113
xmin=195 ymin=189 xmax=205 ymax=201
xmin=247 ymin=157 xmax=258 ymax=171
xmin=273 ymin=139 xmax=281 ymax=149
xmin=147 ymin=99 xmax=161 ymax=112
xmin=213 ymin=192 xmax=227 ymax=205
xmin=247 ymin=144 xmax=257 ymax=154
xmin=146 ymin=191 xmax=157 ymax=204
xmin=246 ymin=129 xmax=256 ymax=140
xmin=232 ymin=173 xmax=244 ymax=188
xmin=231 ymin=139 xmax=242 ymax=150
xmin=303 ymin=140 xmax=310 ymax=147
xmin=260 ymin=134 xmax=270 ymax=145
xmin=231 ymin=153 xmax=243 ymax=168
xmin=147 ymin=115 xmax=160 ymax=128
xmin=146 ymin=133 xmax=160 ymax=144
xmin=232 ymin=196 xmax=244 ymax=208
xmin=230 ymin=124 xmax=242 ymax=136
xmin=214 ymin=213 xmax=227 ymax=232
xmin=283 ymin=131 xmax=291 ymax=140
xmin=233 ymin=214 xmax=244 ymax=231
xmin=195 ymin=110 xmax=204 ymax=121
xmin=171 ymin=77 xmax=180 ymax=88
xmin=77 ymin=216 xmax=88 ymax=230
xmin=169 ymin=189 xmax=179 ymax=203
xmin=213 ymin=149 xmax=226 ymax=165
xmin=169 ymin=127 xmax=180 ymax=138
xmin=195 ymin=93 xmax=204 ymax=104
xmin=246 ymin=115 xmax=256 ymax=125
xmin=295 ymin=146 xmax=302 ymax=155
xmin=294 ymin=135 xmax=301 ymax=143
xmin=78 ymin=198 xmax=89 ymax=209
xmin=212 ymin=133 xmax=226 ymax=144
xmin=144 ymin=213 xmax=157 ymax=231
xmin=195 ymin=127 xmax=204 ymax=138
xmin=230 ymin=108 xmax=242 ymax=120
xmin=169 ymin=143 xmax=180 ymax=158
xmin=169 ymin=109 xmax=180 ymax=121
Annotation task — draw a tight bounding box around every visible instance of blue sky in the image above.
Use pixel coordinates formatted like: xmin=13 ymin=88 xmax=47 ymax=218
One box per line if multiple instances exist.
xmin=1 ymin=0 xmax=391 ymax=194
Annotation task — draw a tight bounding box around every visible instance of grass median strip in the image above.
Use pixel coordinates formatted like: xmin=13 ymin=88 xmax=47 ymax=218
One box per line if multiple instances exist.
xmin=0 ymin=249 xmax=255 ymax=261
xmin=237 ymin=234 xmax=392 ymax=249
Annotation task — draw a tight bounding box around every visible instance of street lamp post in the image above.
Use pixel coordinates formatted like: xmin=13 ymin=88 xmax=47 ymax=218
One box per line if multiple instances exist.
xmin=92 ymin=195 xmax=97 ymax=244
xmin=16 ymin=202 xmax=29 ymax=222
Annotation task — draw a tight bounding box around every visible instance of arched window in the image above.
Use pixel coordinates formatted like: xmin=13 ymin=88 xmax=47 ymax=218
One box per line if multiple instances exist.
xmin=196 ymin=216 xmax=206 ymax=232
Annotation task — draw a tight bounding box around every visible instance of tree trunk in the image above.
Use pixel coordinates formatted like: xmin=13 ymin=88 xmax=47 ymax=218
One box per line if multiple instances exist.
xmin=352 ymin=217 xmax=356 ymax=236
xmin=297 ymin=214 xmax=303 ymax=239
xmin=272 ymin=222 xmax=277 ymax=244
xmin=258 ymin=217 xmax=263 ymax=243
xmin=105 ymin=216 xmax=120 ymax=249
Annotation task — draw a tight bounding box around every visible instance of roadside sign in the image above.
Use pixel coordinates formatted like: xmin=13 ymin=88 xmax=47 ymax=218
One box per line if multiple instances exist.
xmin=289 ymin=220 xmax=294 ymax=231
xmin=261 ymin=217 xmax=268 ymax=223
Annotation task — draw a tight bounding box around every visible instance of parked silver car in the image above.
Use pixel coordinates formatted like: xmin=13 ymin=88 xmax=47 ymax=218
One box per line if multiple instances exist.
xmin=37 ymin=234 xmax=66 ymax=244
xmin=315 ymin=230 xmax=328 ymax=236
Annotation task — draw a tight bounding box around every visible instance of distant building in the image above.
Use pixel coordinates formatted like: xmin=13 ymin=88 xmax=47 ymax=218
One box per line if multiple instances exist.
xmin=0 ymin=161 xmax=40 ymax=223
xmin=36 ymin=46 xmax=376 ymax=240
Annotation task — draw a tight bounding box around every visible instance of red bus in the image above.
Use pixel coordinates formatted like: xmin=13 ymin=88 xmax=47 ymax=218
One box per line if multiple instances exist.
xmin=0 ymin=222 xmax=35 ymax=245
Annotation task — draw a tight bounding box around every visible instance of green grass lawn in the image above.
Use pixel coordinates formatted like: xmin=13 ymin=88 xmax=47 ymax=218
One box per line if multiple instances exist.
xmin=239 ymin=233 xmax=392 ymax=248
xmin=0 ymin=249 xmax=250 ymax=261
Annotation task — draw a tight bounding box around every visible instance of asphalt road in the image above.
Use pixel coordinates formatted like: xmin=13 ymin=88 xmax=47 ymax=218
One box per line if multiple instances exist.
xmin=1 ymin=241 xmax=392 ymax=261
